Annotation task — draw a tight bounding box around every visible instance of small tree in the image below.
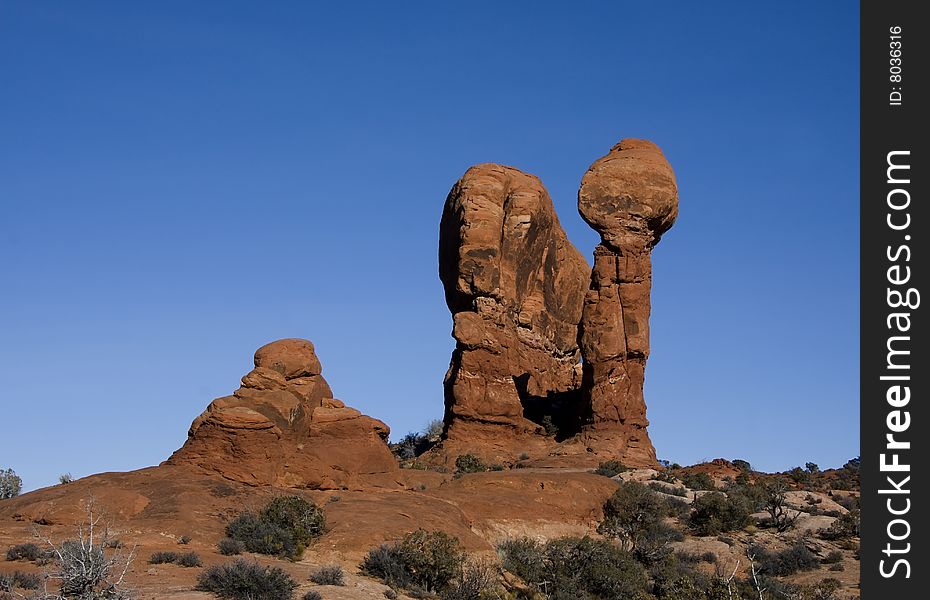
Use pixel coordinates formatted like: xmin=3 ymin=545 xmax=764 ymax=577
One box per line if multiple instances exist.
xmin=598 ymin=482 xmax=667 ymax=553
xmin=1 ymin=468 xmax=22 ymax=499
xmin=762 ymin=480 xmax=800 ymax=532
xmin=36 ymin=501 xmax=137 ymax=599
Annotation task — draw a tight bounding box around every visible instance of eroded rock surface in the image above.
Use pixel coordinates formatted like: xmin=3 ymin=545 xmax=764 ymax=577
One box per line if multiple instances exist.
xmin=436 ymin=164 xmax=589 ymax=462
xmin=167 ymin=338 xmax=399 ymax=489
xmin=576 ymin=139 xmax=678 ymax=464
xmin=435 ymin=140 xmax=678 ymax=467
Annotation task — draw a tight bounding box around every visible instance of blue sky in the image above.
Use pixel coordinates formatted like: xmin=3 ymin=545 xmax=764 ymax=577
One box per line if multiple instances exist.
xmin=0 ymin=2 xmax=858 ymax=491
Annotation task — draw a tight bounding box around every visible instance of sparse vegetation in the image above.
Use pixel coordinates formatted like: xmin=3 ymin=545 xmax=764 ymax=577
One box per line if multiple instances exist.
xmin=761 ymin=479 xmax=801 ymax=532
xmin=819 ymin=509 xmax=860 ymax=540
xmin=310 ymin=565 xmax=345 ymax=586
xmin=749 ymin=540 xmax=819 ymax=576
xmin=498 ymin=536 xmax=648 ymax=599
xmin=689 ymin=492 xmax=752 ymax=536
xmin=361 ymin=529 xmax=464 ymax=593
xmin=0 ymin=570 xmax=42 ymax=591
xmin=149 ymin=551 xmax=201 ymax=567
xmin=593 ymin=460 xmax=628 ymax=478
xmin=178 ymin=535 xmax=192 ymax=545
xmin=36 ymin=503 xmax=137 ymax=599
xmin=7 ymin=542 xmax=43 ymax=562
xmin=599 ymin=482 xmax=683 ymax=562
xmin=226 ymin=495 xmax=325 ymax=560
xmin=454 ymin=454 xmax=487 ymax=477
xmin=0 ymin=468 xmax=22 ymax=499
xmin=680 ymin=472 xmax=715 ymax=491
xmin=196 ymin=558 xmax=298 ymax=599
xmin=217 ymin=538 xmax=244 ymax=556
xmin=59 ymin=473 xmax=74 ymax=485
xmin=302 ymin=591 xmax=323 ymax=600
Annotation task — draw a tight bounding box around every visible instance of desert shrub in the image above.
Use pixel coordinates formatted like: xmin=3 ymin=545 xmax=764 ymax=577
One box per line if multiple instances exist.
xmin=593 ymin=460 xmax=627 ymax=478
xmin=829 ymin=563 xmax=845 ymax=571
xmin=664 ymin=496 xmax=691 ymax=520
xmin=149 ymin=551 xmax=181 ymax=564
xmin=834 ymin=494 xmax=859 ymax=512
xmin=680 ymin=472 xmax=715 ymax=491
xmin=59 ymin=473 xmax=74 ymax=485
xmin=425 ymin=419 xmax=444 ymax=439
xmin=310 ymin=565 xmax=345 ymax=586
xmin=749 ymin=541 xmax=819 ymax=576
xmin=760 ymin=479 xmax=800 ymax=532
xmin=822 ymin=550 xmax=843 ymax=564
xmin=383 ymin=590 xmax=398 ymax=599
xmin=178 ymin=552 xmax=203 ymax=567
xmin=599 ymin=482 xmax=682 ymax=563
xmin=149 ymin=551 xmax=201 ymax=567
xmin=648 ymin=482 xmax=688 ymax=497
xmin=302 ymin=591 xmax=323 ymax=600
xmin=499 ymin=536 xmax=648 ymax=599
xmin=361 ymin=530 xmax=464 ymax=593
xmin=226 ymin=512 xmax=296 ymax=558
xmin=196 ymin=558 xmax=298 ymax=599
xmin=689 ymin=492 xmax=752 ymax=536
xmin=217 ymin=538 xmax=244 ymax=556
xmin=518 ymin=452 xmax=530 ymax=461
xmin=732 ymin=459 xmax=752 ymax=472
xmin=440 ymin=558 xmax=501 ymax=600
xmin=226 ymin=495 xmax=325 ymax=560
xmin=260 ymin=496 xmax=325 ymax=551
xmin=178 ymin=535 xmax=192 ymax=545
xmin=6 ymin=542 xmax=43 ymax=562
xmin=54 ymin=537 xmax=133 ymax=598
xmin=806 ymin=462 xmax=820 ymax=474
xmin=393 ymin=432 xmax=431 ymax=460
xmin=0 ymin=468 xmax=22 ymax=499
xmin=0 ymin=570 xmax=41 ymax=591
xmin=820 ymin=509 xmax=860 ymax=540
xmin=454 ymin=454 xmax=487 ymax=477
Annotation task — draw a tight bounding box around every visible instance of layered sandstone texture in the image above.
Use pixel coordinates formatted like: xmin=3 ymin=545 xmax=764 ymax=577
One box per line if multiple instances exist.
xmin=437 ymin=164 xmax=589 ymax=460
xmin=167 ymin=338 xmax=399 ymax=489
xmin=436 ymin=140 xmax=678 ymax=467
xmin=576 ymin=139 xmax=679 ymax=464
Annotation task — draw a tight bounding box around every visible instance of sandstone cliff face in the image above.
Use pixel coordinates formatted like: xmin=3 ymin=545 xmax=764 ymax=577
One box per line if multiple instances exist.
xmin=435 ymin=140 xmax=678 ymax=467
xmin=167 ymin=339 xmax=399 ymax=490
xmin=436 ymin=164 xmax=589 ymax=460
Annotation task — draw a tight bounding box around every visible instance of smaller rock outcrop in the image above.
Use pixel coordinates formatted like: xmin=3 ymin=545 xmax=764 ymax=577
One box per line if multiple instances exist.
xmin=167 ymin=339 xmax=399 ymax=490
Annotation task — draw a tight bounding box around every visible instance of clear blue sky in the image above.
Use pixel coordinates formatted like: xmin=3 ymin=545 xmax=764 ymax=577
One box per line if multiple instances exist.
xmin=0 ymin=2 xmax=859 ymax=492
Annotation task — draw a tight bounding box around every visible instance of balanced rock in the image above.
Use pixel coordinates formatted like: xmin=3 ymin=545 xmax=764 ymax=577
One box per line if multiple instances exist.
xmin=436 ymin=164 xmax=589 ymax=461
xmin=167 ymin=338 xmax=398 ymax=489
xmin=576 ymin=139 xmax=679 ymax=464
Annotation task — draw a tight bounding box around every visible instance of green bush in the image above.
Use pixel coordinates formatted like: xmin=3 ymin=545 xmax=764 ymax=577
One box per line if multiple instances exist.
xmin=593 ymin=460 xmax=627 ymax=478
xmin=361 ymin=529 xmax=464 ymax=593
xmin=196 ymin=559 xmax=298 ymax=599
xmin=226 ymin=512 xmax=296 ymax=558
xmin=454 ymin=454 xmax=487 ymax=477
xmin=598 ymin=482 xmax=683 ymax=562
xmin=0 ymin=468 xmax=22 ymax=499
xmin=310 ymin=565 xmax=345 ymax=586
xmin=819 ymin=509 xmax=860 ymax=540
xmin=689 ymin=492 xmax=752 ymax=536
xmin=749 ymin=541 xmax=819 ymax=576
xmin=680 ymin=472 xmax=715 ymax=491
xmin=226 ymin=495 xmax=325 ymax=560
xmin=499 ymin=536 xmax=648 ymax=600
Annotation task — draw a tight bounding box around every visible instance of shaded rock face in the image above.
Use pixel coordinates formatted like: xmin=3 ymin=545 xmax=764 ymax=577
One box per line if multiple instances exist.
xmin=167 ymin=339 xmax=399 ymax=490
xmin=576 ymin=139 xmax=678 ymax=464
xmin=436 ymin=140 xmax=678 ymax=466
xmin=437 ymin=164 xmax=589 ymax=458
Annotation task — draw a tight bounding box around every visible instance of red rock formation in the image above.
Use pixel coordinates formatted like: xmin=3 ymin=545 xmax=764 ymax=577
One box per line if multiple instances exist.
xmin=576 ymin=139 xmax=679 ymax=465
xmin=167 ymin=339 xmax=399 ymax=490
xmin=436 ymin=164 xmax=589 ymax=462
